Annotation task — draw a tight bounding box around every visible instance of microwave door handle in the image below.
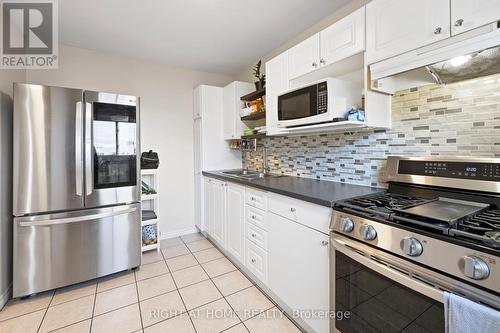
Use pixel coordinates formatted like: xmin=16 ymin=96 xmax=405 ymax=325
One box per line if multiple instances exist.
xmin=75 ymin=102 xmax=83 ymax=196
xmin=332 ymin=238 xmax=444 ymax=303
xmin=85 ymin=102 xmax=93 ymax=195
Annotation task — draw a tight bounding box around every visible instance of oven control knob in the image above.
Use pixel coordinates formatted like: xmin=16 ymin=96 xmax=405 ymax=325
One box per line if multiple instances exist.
xmin=461 ymin=256 xmax=490 ymax=280
xmin=360 ymin=224 xmax=377 ymax=241
xmin=339 ymin=217 xmax=354 ymax=233
xmin=401 ymin=237 xmax=423 ymax=257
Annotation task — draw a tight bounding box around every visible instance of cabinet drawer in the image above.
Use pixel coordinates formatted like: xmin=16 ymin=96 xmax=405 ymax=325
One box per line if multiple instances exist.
xmin=246 ymin=188 xmax=268 ymax=211
xmin=246 ymin=223 xmax=268 ymax=250
xmin=268 ymin=193 xmax=331 ymax=234
xmin=245 ymin=205 xmax=267 ymax=230
xmin=246 ymin=240 xmax=268 ymax=283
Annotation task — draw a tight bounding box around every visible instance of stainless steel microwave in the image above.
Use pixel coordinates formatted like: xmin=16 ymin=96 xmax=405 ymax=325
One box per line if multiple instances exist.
xmin=277 ymin=78 xmax=358 ymax=128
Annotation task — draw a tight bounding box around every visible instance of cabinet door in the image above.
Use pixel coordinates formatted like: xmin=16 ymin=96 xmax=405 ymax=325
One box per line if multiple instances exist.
xmin=223 ymin=83 xmax=235 ymax=140
xmin=288 ymin=34 xmax=320 ymax=79
xmin=204 ymin=178 xmax=214 ymax=235
xmin=226 ymin=183 xmax=245 ymax=263
xmin=211 ymin=180 xmax=226 ymax=247
xmin=320 ymin=6 xmax=365 ymax=66
xmin=451 ymin=0 xmax=500 ymax=35
xmin=268 ymin=213 xmax=330 ymax=333
xmin=265 ymin=52 xmax=289 ymax=136
xmin=366 ymin=0 xmax=450 ymax=64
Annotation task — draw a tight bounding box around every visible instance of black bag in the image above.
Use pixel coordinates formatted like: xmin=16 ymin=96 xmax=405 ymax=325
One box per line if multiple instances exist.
xmin=141 ymin=150 xmax=159 ymax=169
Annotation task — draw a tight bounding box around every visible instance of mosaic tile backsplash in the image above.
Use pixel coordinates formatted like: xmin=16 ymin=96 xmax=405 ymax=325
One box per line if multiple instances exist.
xmin=242 ymin=74 xmax=500 ymax=188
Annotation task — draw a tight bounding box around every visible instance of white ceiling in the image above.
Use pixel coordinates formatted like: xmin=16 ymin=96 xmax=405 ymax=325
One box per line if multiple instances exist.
xmin=60 ymin=0 xmax=351 ymax=75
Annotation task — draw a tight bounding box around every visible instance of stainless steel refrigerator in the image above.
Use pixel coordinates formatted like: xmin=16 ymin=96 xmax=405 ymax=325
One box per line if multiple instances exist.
xmin=13 ymin=83 xmax=141 ymax=298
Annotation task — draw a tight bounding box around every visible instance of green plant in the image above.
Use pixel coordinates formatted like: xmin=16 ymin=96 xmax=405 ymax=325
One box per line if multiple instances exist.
xmin=253 ymin=60 xmax=266 ymax=85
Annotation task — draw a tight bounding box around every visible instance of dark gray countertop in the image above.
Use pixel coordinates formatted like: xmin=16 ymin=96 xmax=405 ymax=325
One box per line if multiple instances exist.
xmin=202 ymin=170 xmax=384 ymax=207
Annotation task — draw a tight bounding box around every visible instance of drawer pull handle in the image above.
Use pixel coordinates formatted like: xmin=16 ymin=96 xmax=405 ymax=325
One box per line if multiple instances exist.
xmin=290 ymin=207 xmax=296 ymax=212
xmin=321 ymin=241 xmax=329 ymax=246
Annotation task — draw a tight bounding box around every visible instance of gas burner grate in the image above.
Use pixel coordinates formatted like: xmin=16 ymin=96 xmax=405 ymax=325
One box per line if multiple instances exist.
xmin=452 ymin=209 xmax=500 ymax=247
xmin=338 ymin=193 xmax=429 ymax=219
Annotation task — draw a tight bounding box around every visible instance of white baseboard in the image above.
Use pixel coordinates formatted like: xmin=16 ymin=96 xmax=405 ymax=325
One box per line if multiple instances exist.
xmin=160 ymin=226 xmax=199 ymax=240
xmin=0 ymin=284 xmax=12 ymax=309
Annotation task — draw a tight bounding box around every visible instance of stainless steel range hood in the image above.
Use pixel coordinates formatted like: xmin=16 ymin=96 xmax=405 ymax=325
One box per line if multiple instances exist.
xmin=370 ymin=22 xmax=500 ymax=94
xmin=427 ymin=45 xmax=500 ymax=84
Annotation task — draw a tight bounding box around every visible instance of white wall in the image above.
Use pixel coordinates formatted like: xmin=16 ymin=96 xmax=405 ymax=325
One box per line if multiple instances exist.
xmin=234 ymin=0 xmax=370 ymax=81
xmin=23 ymin=44 xmax=233 ymax=237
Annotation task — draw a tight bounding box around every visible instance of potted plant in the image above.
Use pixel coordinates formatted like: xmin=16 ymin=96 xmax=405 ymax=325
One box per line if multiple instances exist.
xmin=253 ymin=60 xmax=266 ymax=90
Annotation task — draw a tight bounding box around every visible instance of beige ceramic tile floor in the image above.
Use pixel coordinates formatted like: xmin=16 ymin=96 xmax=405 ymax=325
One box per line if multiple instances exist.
xmin=0 ymin=233 xmax=302 ymax=333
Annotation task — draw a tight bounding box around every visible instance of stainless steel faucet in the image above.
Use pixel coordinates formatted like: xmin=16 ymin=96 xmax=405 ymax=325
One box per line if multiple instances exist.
xmin=261 ymin=145 xmax=270 ymax=175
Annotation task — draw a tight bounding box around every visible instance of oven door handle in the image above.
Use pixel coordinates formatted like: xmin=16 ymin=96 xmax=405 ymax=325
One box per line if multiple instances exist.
xmin=332 ymin=237 xmax=444 ymax=303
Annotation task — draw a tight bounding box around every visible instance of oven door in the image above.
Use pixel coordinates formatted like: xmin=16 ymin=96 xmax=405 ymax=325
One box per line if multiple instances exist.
xmin=330 ymin=233 xmax=499 ymax=333
xmin=277 ymin=83 xmax=329 ymax=128
xmin=83 ymin=91 xmax=140 ymax=208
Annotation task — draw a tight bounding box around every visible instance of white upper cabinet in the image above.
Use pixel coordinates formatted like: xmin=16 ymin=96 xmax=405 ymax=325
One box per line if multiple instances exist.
xmin=320 ymin=6 xmax=365 ymax=66
xmin=289 ymin=7 xmax=368 ymax=79
xmin=288 ymin=34 xmax=320 ymax=79
xmin=265 ymin=52 xmax=288 ymax=136
xmin=451 ymin=0 xmax=500 ymax=35
xmin=366 ymin=0 xmax=450 ymax=64
xmin=223 ymin=81 xmax=253 ymax=140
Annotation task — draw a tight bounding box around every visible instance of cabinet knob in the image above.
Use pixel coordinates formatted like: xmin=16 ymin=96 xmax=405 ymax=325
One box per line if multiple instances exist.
xmin=251 ymin=197 xmax=255 ymax=201
xmin=251 ymin=215 xmax=256 ymax=219
xmin=455 ymin=19 xmax=464 ymax=27
xmin=251 ymin=258 xmax=256 ymax=263
xmin=312 ymin=62 xmax=318 ymax=68
xmin=434 ymin=27 xmax=442 ymax=35
xmin=251 ymin=233 xmax=256 ymax=238
xmin=321 ymin=240 xmax=328 ymax=246
xmin=290 ymin=207 xmax=296 ymax=212
xmin=320 ymin=58 xmax=326 ymax=65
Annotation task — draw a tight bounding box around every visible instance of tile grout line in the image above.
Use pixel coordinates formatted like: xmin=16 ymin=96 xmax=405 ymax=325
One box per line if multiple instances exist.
xmin=44 ymin=318 xmax=91 ymax=333
xmin=193 ymin=234 xmax=304 ymax=333
xmin=185 ymin=237 xmax=247 ymax=332
xmin=133 ymin=266 xmax=145 ymax=332
xmin=36 ymin=291 xmax=55 ymax=333
xmin=164 ymin=239 xmax=199 ymax=333
xmin=88 ymin=283 xmax=98 ymax=333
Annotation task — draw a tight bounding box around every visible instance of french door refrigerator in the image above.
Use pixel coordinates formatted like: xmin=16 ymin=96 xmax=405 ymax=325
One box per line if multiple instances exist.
xmin=13 ymin=83 xmax=141 ymax=297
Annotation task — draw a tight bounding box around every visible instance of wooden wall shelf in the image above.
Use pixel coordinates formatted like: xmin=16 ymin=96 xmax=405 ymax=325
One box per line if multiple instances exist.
xmin=241 ymin=112 xmax=266 ymax=121
xmin=240 ymin=88 xmax=265 ymax=101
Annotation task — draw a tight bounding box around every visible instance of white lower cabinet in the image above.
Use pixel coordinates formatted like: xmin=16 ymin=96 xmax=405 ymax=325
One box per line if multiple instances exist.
xmin=225 ymin=183 xmax=245 ymax=264
xmin=208 ymin=179 xmax=227 ymax=248
xmin=204 ymin=177 xmax=330 ymax=333
xmin=246 ymin=239 xmax=268 ymax=283
xmin=268 ymin=212 xmax=330 ymax=333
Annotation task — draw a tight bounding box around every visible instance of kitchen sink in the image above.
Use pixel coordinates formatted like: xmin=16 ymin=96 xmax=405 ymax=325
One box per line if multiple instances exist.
xmin=222 ymin=170 xmax=286 ymax=180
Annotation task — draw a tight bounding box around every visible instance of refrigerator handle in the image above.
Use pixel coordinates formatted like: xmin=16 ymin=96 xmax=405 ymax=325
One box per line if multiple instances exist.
xmin=75 ymin=102 xmax=83 ymax=196
xmin=85 ymin=102 xmax=93 ymax=195
xmin=18 ymin=206 xmax=138 ymax=227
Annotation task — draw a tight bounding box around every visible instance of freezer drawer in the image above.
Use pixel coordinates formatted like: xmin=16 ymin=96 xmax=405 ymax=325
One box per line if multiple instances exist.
xmin=13 ymin=204 xmax=141 ymax=297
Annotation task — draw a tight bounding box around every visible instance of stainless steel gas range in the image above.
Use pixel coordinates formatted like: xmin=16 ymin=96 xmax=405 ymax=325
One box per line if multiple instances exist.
xmin=329 ymin=156 xmax=500 ymax=333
